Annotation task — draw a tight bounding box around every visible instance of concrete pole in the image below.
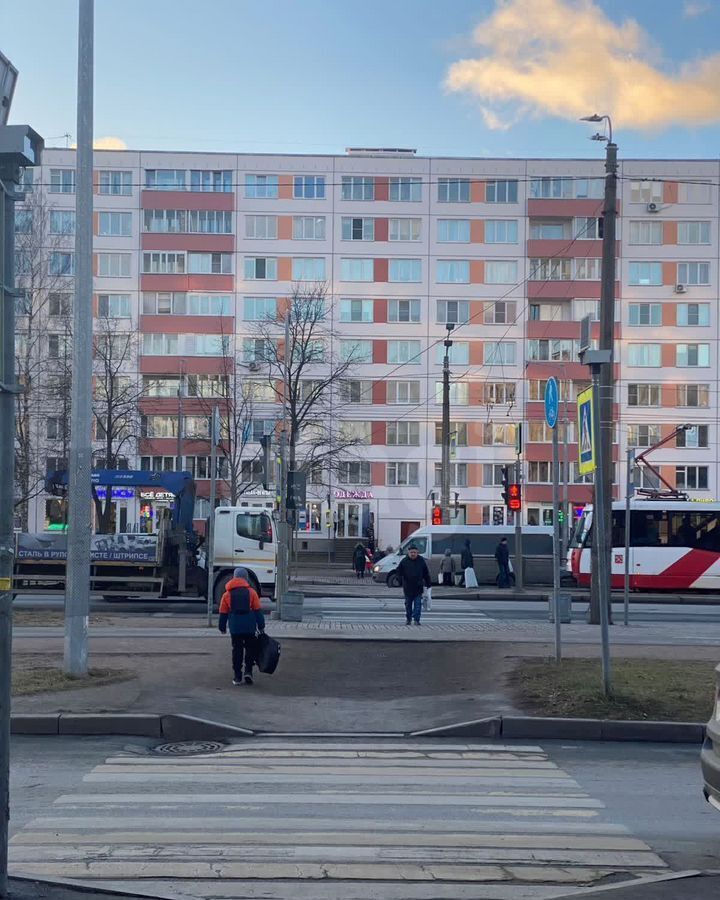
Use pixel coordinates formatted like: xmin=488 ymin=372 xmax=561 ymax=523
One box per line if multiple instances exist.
xmin=623 ymin=447 xmax=633 ymax=626
xmin=440 ymin=326 xmax=453 ymax=524
xmin=560 ymin=396 xmax=569 ymax=561
xmin=275 ymin=309 xmax=291 ymax=616
xmin=552 ymin=424 xmax=562 ymax=661
xmin=592 ymin=365 xmax=612 ymax=696
xmin=513 ymin=458 xmax=524 ymax=591
xmin=0 ymin=161 xmax=18 ymax=900
xmin=206 ymin=405 xmax=219 ymax=626
xmin=64 ymin=0 xmax=94 ymax=676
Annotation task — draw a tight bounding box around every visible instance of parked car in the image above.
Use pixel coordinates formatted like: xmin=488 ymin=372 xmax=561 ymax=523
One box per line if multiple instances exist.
xmin=701 ymin=663 xmax=720 ymax=810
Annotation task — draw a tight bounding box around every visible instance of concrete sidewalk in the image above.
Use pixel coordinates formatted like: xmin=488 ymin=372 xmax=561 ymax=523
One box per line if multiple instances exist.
xmin=8 ymin=878 xmax=161 ymax=899
xmin=556 ymin=872 xmax=720 ymax=898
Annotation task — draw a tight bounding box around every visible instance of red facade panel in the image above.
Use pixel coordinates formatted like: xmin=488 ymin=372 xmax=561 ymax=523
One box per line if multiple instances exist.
xmin=374 ymin=258 xmax=388 ymax=282
xmin=374 ymin=177 xmax=389 ymax=201
xmin=372 ymin=380 xmax=387 ymax=404
xmin=141 ymin=233 xmax=234 ymax=252
xmin=371 ymin=422 xmax=386 ymax=445
xmin=141 ymin=190 xmax=234 ymax=211
xmin=373 ymin=340 xmax=387 ymax=364
xmin=374 ymin=218 xmax=389 ymax=242
xmin=527 ymin=199 xmax=604 ymax=217
xmin=528 ymin=280 xmax=604 ymax=299
xmin=140 ymin=274 xmax=234 ymax=292
xmin=139 ymin=315 xmax=234 ymax=334
xmin=527 ymin=239 xmax=607 ymax=257
xmin=139 ymin=356 xmax=229 ymax=375
xmin=373 ymin=299 xmax=388 ymax=323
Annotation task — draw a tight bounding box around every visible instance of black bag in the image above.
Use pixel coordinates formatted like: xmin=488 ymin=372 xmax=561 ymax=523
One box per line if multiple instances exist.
xmin=255 ymin=632 xmax=281 ymax=675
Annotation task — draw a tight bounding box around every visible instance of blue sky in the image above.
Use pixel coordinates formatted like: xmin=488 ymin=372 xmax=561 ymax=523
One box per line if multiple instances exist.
xmin=5 ymin=0 xmax=720 ymax=158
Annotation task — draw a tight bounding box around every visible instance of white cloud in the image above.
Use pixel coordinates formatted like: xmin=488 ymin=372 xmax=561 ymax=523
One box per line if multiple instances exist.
xmin=445 ymin=0 xmax=720 ymax=131
xmin=683 ymin=1 xmax=711 ymax=17
xmin=93 ymin=136 xmax=127 ymax=150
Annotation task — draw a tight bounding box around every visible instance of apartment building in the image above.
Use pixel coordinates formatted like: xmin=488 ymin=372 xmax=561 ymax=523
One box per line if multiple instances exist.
xmin=15 ymin=147 xmax=720 ymax=549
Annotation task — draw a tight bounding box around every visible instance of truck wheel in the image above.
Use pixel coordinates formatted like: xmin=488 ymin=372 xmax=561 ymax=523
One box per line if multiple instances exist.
xmin=386 ymin=571 xmax=401 ymax=589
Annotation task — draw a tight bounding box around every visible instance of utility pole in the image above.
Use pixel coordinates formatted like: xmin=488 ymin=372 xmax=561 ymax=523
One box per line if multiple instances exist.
xmin=440 ymin=323 xmax=454 ymax=524
xmin=176 ymin=363 xmax=184 ymax=473
xmin=64 ymin=0 xmax=94 ymax=677
xmin=560 ymin=394 xmax=569 ymax=562
xmin=623 ymin=447 xmax=633 ymax=627
xmin=206 ymin=405 xmax=219 ymax=627
xmin=275 ymin=308 xmax=291 ymax=617
xmin=513 ymin=459 xmax=523 ymax=591
xmin=590 ymin=360 xmax=612 ymax=695
xmin=581 ymin=114 xmax=617 ymax=626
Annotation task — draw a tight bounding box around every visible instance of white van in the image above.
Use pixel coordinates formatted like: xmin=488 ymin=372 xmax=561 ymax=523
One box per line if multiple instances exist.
xmin=372 ymin=524 xmax=554 ymax=587
xmin=209 ymin=507 xmax=277 ymax=607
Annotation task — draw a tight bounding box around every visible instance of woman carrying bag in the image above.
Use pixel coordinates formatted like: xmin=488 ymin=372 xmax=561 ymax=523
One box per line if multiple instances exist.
xmin=439 ymin=548 xmax=456 ymax=586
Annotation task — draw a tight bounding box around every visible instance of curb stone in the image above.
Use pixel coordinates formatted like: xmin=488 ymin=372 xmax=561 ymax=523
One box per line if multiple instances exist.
xmin=9 ymin=713 xmax=707 ymax=743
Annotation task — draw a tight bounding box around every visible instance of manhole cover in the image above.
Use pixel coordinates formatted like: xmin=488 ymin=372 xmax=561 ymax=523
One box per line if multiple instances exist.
xmin=151 ymin=740 xmax=225 ymax=756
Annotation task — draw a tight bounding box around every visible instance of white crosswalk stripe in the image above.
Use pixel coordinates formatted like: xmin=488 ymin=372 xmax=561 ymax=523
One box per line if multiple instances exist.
xmin=9 ymin=739 xmax=667 ymax=899
xmin=304 ymin=596 xmax=493 ymax=624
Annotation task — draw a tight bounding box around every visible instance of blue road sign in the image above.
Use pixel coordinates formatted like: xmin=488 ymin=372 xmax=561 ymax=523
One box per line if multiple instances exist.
xmin=544 ymin=376 xmax=559 ymax=429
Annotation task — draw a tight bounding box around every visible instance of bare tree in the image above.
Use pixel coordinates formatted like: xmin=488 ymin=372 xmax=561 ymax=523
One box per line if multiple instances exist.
xmin=13 ymin=187 xmax=74 ymax=529
xmin=92 ymin=315 xmax=143 ymax=533
xmin=250 ymin=283 xmax=364 ymax=482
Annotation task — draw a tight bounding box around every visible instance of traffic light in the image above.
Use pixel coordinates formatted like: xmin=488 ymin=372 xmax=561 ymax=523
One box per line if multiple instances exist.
xmin=507 ymin=483 xmax=522 ymax=512
xmin=500 ymin=465 xmax=511 ymax=505
xmin=558 ymin=509 xmax=565 ymax=525
xmin=431 ymin=505 xmax=443 ymax=525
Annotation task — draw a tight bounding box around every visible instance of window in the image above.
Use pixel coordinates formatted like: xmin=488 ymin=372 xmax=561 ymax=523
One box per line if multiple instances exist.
xmin=387 ymin=340 xmax=421 ymax=364
xmin=245 ymin=379 xmax=276 ymax=402
xmin=341 ymin=176 xmax=374 ymax=201
xmin=47 ymin=334 xmax=69 ymax=359
xmin=293 ymin=216 xmax=325 ymax=240
xmin=527 ymin=339 xmax=574 ymax=361
xmin=484 ymin=341 xmax=516 ymax=365
xmin=573 ymin=299 xmax=601 ymax=321
xmin=438 ymin=219 xmax=470 ymax=243
xmin=483 ymin=423 xmax=517 ymax=445
xmin=340 ymin=339 xmax=373 ymax=363
xmin=629 ymin=262 xmax=663 ymax=285
xmin=98 ymin=253 xmax=131 ymax=277
xmin=435 ymin=422 xmax=468 ymax=445
xmin=245 ymin=174 xmax=278 ymax=198
xmin=486 ymin=179 xmax=518 ymax=203
xmin=575 ymin=217 xmax=603 ymax=239
xmin=340 ymin=258 xmax=373 ymax=281
xmin=341 ymin=380 xmax=373 ymax=403
xmin=98 ymin=294 xmax=131 ymax=318
xmin=143 ymin=251 xmax=185 ymax=274
xmin=484 ymin=301 xmax=516 ymax=324
xmin=677 ymin=343 xmax=710 ymax=367
xmin=437 ymin=299 xmax=469 ymax=324
xmin=389 ymin=218 xmax=421 ymax=241
xmin=386 ymin=380 xmax=420 ymax=404
xmin=187 ymin=294 xmax=233 ymax=315
xmin=190 ymin=170 xmax=232 ymax=193
xmin=339 ymin=421 xmax=372 ymax=444
xmin=629 ymin=221 xmax=663 ymax=245
xmin=387 ymin=421 xmax=420 ymax=445
xmin=389 ymin=177 xmax=421 ymax=202
xmin=530 ymin=258 xmax=572 ymax=280
xmin=144 ymin=209 xmax=186 ymax=233
xmin=49 ymin=210 xmax=75 ymax=234
xmin=677 ymin=425 xmax=709 ymax=448
xmin=47 ymin=417 xmax=66 ymax=440
xmin=143 ymin=376 xmax=181 ymax=397
xmin=388 ymin=298 xmax=420 ymax=323
xmin=248 ymin=419 xmax=275 ymax=443
xmin=436 ymin=342 xmax=469 ymax=365
xmin=677 ymin=384 xmax=709 ymax=407
xmin=141 ymin=415 xmax=178 ymax=439
xmin=141 ymin=333 xmax=178 ymax=355
xmin=14 ymin=250 xmax=31 ymax=275
xmin=676 ymin=466 xmax=709 ymax=490
xmin=484 ymin=383 xmax=516 ymax=404
xmin=678 ymin=222 xmax=710 ymax=244
xmin=627 ymin=424 xmax=661 ymax=447
xmin=529 ymin=302 xmax=569 ymax=321
xmin=437 ymin=260 xmax=469 ymax=283
xmin=389 ymin=259 xmax=421 ymax=282
xmin=188 ymin=374 xmax=229 ymax=397
xmin=98 ymin=170 xmax=132 ymax=195
xmin=628 ymin=384 xmax=661 ymax=406
xmin=188 ymin=210 xmax=233 ymax=234
xmin=529 ymin=177 xmax=572 ymax=199
xmin=483 ymin=463 xmax=507 ymax=486
xmin=574 ymin=259 xmax=601 ymax=280
xmin=435 ymin=382 xmax=469 ymax=405
xmin=678 ymin=182 xmax=711 ymax=204
xmin=18 ymin=169 xmax=34 ymax=193
xmin=244 ymin=257 xmax=277 ymax=280
xmin=48 ymin=293 xmax=71 ymax=316
xmin=438 ymin=178 xmax=470 ymax=203
xmin=340 ymin=299 xmax=373 ymax=322
xmin=530 ymin=220 xmax=569 ymax=240
xmin=677 ymin=262 xmax=710 ymax=285
xmin=49 ymin=169 xmax=75 ymax=193
xmin=242 ymin=338 xmax=275 ymax=364
xmin=14 ymin=209 xmax=33 ymax=234
xmin=338 ymin=461 xmax=371 ymax=485
xmin=485 ymin=220 xmax=518 ymax=243
xmin=293 ymin=175 xmax=325 ymax=199
xmin=628 ymin=303 xmax=662 ymax=326
xmin=292 ymin=257 xmax=325 ymax=281
xmin=98 ymin=212 xmax=132 ymax=237
xmin=630 ymin=180 xmax=663 ymax=204
xmin=145 ymin=169 xmax=186 ymax=191
xmin=386 ymin=462 xmax=419 ymax=486
xmin=434 ymin=463 xmax=468 ymax=487
xmin=143 ymin=291 xmax=186 ymax=314
xmin=243 ymin=297 xmax=276 ymax=321
xmin=342 ymin=217 xmax=374 ymax=241
xmin=245 ymin=215 xmax=278 ymax=239
xmin=627 ymin=344 xmax=662 ymax=367
xmin=528 ymin=461 xmax=562 ymax=483
xmin=188 ymin=252 xmax=233 ymax=274
xmin=677 ymin=303 xmax=710 ymax=327
xmin=485 ymin=260 xmax=518 ymax=283
xmin=49 ymin=252 xmax=75 ymax=276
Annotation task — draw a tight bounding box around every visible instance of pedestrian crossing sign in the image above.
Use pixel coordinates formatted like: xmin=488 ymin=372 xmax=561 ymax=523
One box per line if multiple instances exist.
xmin=577 ymin=387 xmax=595 ymax=475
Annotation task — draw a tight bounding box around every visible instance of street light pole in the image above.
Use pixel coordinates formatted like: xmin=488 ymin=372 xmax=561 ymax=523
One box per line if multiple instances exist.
xmin=440 ymin=323 xmax=454 ymax=525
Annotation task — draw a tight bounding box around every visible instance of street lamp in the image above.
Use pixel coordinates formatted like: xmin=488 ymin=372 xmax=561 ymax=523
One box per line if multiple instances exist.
xmin=440 ymin=323 xmax=455 ymax=525
xmin=580 ymin=113 xmax=613 ymax=145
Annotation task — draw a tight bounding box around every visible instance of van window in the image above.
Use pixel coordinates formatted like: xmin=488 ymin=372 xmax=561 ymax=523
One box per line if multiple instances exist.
xmin=236 ymin=512 xmax=272 ymax=542
xmin=399 ymin=535 xmax=428 ymax=555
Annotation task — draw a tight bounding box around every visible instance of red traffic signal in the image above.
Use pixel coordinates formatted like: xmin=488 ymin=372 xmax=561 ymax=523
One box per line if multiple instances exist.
xmin=507 ymin=483 xmax=522 ymax=511
xmin=431 ymin=505 xmax=443 ymax=525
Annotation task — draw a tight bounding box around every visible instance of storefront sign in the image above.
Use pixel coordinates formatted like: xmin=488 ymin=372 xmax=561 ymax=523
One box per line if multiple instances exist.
xmin=16 ymin=532 xmax=159 ymax=563
xmin=334 ymin=490 xmax=374 ymax=500
xmin=139 ymin=490 xmax=175 ymax=501
xmin=94 ymin=487 xmax=135 ymax=500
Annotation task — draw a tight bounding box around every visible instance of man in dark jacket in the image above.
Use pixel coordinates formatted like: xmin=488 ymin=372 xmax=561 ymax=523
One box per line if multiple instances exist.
xmin=218 ymin=567 xmax=265 ymax=685
xmin=396 ymin=544 xmax=432 ymax=625
xmin=460 ymin=539 xmax=474 ymax=585
xmin=495 ymin=537 xmax=511 ymax=588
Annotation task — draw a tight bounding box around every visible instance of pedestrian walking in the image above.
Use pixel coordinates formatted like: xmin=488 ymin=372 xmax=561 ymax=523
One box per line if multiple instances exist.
xmin=352 ymin=542 xmax=367 ymax=579
xmin=460 ymin=539 xmax=474 ymax=586
xmin=218 ymin=567 xmax=265 ymax=686
xmin=439 ymin=548 xmax=456 ymax=586
xmin=495 ymin=537 xmax=511 ymax=588
xmin=396 ymin=543 xmax=431 ymax=626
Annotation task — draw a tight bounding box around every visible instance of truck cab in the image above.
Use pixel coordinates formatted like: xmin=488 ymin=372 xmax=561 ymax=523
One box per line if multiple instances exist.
xmin=210 ymin=507 xmax=276 ymax=608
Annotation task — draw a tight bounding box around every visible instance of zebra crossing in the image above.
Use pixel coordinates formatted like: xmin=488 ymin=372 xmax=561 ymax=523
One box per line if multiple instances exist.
xmin=9 ymin=738 xmax=668 ymax=899
xmin=305 ymin=595 xmax=493 ymax=624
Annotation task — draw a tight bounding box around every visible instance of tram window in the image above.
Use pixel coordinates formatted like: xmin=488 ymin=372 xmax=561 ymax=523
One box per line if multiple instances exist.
xmin=630 ymin=511 xmax=667 ymax=546
xmin=670 ymin=511 xmax=720 ymax=551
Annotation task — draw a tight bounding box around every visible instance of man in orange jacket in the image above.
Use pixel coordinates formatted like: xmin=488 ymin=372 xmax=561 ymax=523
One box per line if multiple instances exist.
xmin=218 ymin=567 xmax=265 ymax=685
